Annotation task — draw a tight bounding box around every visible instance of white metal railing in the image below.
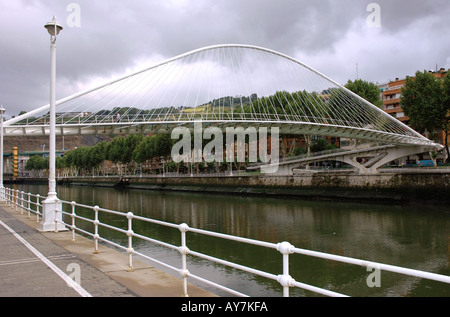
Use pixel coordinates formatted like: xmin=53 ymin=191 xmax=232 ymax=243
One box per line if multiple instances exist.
xmin=3 ymin=188 xmax=43 ymax=223
xmin=4 ymin=187 xmax=450 ymax=297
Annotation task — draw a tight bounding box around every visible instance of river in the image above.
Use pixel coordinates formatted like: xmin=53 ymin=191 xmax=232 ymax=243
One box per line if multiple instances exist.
xmin=11 ymin=183 xmax=450 ymax=297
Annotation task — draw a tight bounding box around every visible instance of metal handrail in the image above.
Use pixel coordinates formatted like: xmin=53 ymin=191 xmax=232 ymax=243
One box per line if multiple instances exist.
xmin=3 ymin=188 xmax=43 ymax=223
xmin=4 ymin=188 xmax=450 ymax=297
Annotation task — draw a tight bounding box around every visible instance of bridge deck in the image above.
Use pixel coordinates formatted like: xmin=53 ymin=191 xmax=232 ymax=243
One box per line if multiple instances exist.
xmin=0 ymin=203 xmax=215 ymax=297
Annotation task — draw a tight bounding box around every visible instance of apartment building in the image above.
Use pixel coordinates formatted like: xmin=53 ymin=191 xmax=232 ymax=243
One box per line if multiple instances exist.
xmin=380 ymin=68 xmax=448 ymax=146
xmin=381 ymin=68 xmax=448 ymax=123
xmin=381 ymin=78 xmax=407 ymax=122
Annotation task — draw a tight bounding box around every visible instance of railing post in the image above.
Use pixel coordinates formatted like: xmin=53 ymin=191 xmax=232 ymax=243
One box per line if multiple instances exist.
xmin=71 ymin=201 xmax=76 ymax=241
xmin=36 ymin=194 xmax=40 ymax=222
xmin=27 ymin=193 xmax=31 ymax=218
xmin=20 ymin=191 xmax=24 ymax=214
xmin=277 ymin=242 xmax=295 ymax=297
xmin=178 ymin=223 xmax=190 ymax=297
xmin=93 ymin=206 xmax=99 ymax=254
xmin=14 ymin=190 xmax=18 ymax=211
xmin=126 ymin=212 xmax=134 ymax=272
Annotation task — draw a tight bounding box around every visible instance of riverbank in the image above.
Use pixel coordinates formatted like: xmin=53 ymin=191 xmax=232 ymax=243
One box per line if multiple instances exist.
xmin=9 ymin=171 xmax=450 ymax=205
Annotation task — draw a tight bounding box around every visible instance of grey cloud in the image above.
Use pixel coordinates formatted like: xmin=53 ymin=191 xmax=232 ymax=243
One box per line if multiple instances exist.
xmin=1 ymin=0 xmax=449 ymax=117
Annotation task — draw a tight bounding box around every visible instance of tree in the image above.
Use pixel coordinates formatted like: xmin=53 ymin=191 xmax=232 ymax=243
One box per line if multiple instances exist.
xmin=85 ymin=143 xmax=107 ymax=170
xmin=345 ymin=79 xmax=383 ymax=108
xmin=133 ymin=135 xmax=156 ymax=164
xmin=106 ymin=135 xmax=143 ymax=165
xmin=25 ymin=155 xmax=47 ymax=171
xmin=401 ymin=71 xmax=449 ymax=161
xmin=310 ymin=138 xmax=329 ymax=153
xmin=132 ymin=134 xmax=172 ymax=164
xmin=56 ymin=156 xmax=66 ymax=169
xmin=107 ymin=137 xmax=125 ymax=164
xmin=90 ymin=141 xmax=109 ymax=168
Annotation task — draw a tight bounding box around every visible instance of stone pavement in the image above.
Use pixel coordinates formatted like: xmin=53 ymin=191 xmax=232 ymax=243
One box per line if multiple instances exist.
xmin=0 ymin=203 xmax=216 ymax=297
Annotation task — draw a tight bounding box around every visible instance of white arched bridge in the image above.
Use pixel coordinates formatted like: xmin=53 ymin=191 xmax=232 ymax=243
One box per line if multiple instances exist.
xmin=4 ymin=44 xmax=442 ymax=173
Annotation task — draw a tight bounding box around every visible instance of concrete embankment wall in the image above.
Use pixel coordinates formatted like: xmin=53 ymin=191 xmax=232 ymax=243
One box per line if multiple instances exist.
xmin=52 ymin=172 xmax=450 ymax=204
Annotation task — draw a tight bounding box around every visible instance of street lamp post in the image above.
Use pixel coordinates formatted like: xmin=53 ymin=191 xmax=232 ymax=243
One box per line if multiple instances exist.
xmin=0 ymin=106 xmax=5 ymax=201
xmin=40 ymin=16 xmax=66 ymax=231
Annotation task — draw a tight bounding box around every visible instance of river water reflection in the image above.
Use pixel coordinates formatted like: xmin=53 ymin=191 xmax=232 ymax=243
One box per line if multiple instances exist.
xmin=14 ymin=183 xmax=450 ymax=297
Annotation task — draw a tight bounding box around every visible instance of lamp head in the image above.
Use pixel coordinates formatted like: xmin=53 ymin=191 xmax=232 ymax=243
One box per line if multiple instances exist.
xmin=44 ymin=16 xmax=63 ymax=36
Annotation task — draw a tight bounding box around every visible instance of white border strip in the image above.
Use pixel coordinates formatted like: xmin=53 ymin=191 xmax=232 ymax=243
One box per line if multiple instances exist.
xmin=0 ymin=219 xmax=92 ymax=297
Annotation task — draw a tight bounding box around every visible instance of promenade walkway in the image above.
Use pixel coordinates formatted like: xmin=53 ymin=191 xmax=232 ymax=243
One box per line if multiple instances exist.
xmin=0 ymin=203 xmax=215 ymax=297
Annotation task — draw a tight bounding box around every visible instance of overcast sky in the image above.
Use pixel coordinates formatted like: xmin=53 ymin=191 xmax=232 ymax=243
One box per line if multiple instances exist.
xmin=1 ymin=0 xmax=449 ymax=118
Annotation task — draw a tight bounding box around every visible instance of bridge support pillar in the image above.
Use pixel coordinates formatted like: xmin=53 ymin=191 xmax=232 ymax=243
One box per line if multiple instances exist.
xmin=340 ymin=156 xmax=378 ymax=175
xmin=268 ymin=164 xmax=290 ymax=175
xmin=344 ymin=145 xmax=435 ymax=175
